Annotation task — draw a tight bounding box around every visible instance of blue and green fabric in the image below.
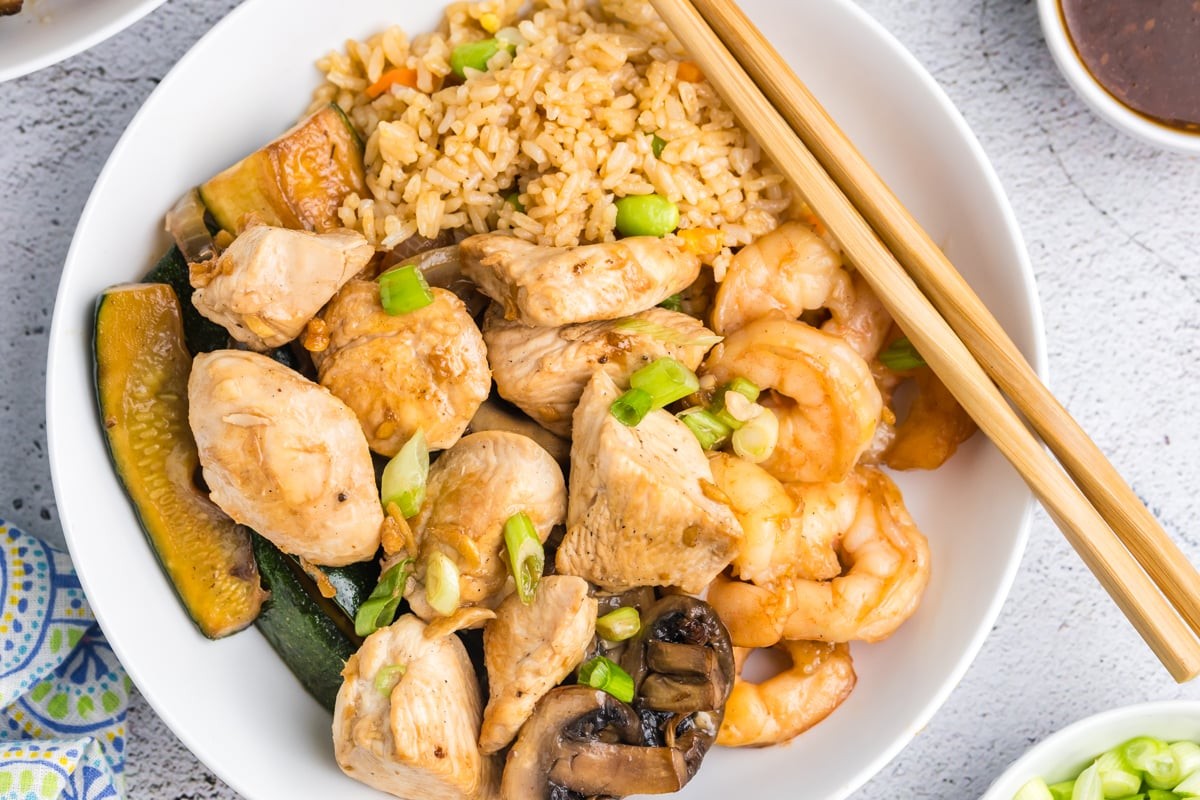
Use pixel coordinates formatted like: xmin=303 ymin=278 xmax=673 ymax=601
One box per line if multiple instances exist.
xmin=0 ymin=520 xmax=128 ymax=800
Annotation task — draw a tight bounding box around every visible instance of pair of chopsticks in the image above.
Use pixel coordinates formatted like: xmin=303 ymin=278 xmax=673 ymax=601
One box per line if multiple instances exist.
xmin=648 ymin=0 xmax=1200 ymax=681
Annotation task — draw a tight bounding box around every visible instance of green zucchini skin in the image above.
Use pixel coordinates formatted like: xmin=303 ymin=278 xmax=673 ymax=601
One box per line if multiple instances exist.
xmin=252 ymin=534 xmax=357 ymax=712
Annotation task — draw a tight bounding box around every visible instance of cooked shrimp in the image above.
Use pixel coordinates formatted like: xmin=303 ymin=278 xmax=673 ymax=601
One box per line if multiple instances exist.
xmin=706 ymin=571 xmax=791 ymax=649
xmin=708 ymin=453 xmax=856 ymax=586
xmin=820 ymin=269 xmax=892 ymax=362
xmin=710 ymin=221 xmax=842 ymax=335
xmin=783 ymin=467 xmax=930 ymax=643
xmin=702 ymin=316 xmax=882 ymax=484
xmin=716 ymin=640 xmax=856 ymax=747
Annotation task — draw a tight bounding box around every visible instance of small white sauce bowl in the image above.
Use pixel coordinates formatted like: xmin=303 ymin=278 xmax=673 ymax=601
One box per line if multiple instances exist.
xmin=1037 ymin=0 xmax=1200 ymax=155
xmin=981 ymin=701 xmax=1200 ymax=799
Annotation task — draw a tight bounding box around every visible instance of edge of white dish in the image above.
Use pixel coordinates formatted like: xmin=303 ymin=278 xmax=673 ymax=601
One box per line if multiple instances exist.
xmin=1036 ymin=0 xmax=1200 ymax=155
xmin=981 ymin=701 xmax=1200 ymax=798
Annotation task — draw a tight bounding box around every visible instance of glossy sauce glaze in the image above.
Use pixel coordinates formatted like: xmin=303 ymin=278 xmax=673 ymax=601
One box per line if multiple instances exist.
xmin=1060 ymin=0 xmax=1200 ymax=130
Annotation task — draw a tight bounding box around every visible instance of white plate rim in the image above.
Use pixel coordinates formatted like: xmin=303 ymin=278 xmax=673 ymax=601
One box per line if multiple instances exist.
xmin=45 ymin=0 xmax=1047 ymax=797
xmin=0 ymin=0 xmax=167 ymax=83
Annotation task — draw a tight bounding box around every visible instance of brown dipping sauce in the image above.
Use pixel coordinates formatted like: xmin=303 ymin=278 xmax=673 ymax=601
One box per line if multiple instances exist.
xmin=1059 ymin=0 xmax=1200 ymax=131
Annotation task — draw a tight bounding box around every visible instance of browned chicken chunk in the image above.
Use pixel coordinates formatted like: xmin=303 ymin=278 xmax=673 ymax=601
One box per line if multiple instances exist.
xmin=406 ymin=432 xmax=567 ymax=617
xmin=313 ymin=280 xmax=490 ymax=454
xmin=479 ymin=575 xmax=596 ymax=754
xmin=188 ymin=350 xmax=382 ymax=566
xmin=555 ymin=372 xmax=742 ymax=593
xmin=460 ymin=233 xmax=700 ymax=326
xmin=190 ymin=224 xmax=372 ymax=350
xmin=483 ymin=305 xmax=719 ymax=437
xmin=333 ymin=614 xmax=499 ymax=799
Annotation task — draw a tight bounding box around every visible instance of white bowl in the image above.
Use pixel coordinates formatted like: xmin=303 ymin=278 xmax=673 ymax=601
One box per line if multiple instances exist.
xmin=1036 ymin=0 xmax=1200 ymax=155
xmin=981 ymin=701 xmax=1200 ymax=799
xmin=0 ymin=0 xmax=166 ymax=83
xmin=45 ymin=0 xmax=1045 ymax=798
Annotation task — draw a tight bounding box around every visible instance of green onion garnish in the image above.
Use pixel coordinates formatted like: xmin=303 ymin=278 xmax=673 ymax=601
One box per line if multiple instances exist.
xmin=731 ymin=406 xmax=779 ymax=464
xmin=1093 ymin=749 xmax=1141 ymax=797
xmin=425 ymin=550 xmax=461 ymax=617
xmin=379 ymin=265 xmax=434 ymax=315
xmin=677 ymin=407 xmax=732 ymax=450
xmin=612 ymin=317 xmax=722 ymax=349
xmin=1010 ymin=736 xmax=1200 ymax=800
xmin=577 ymin=655 xmax=635 ymax=703
xmin=610 ymin=388 xmax=653 ymax=427
xmin=1172 ymin=742 xmax=1200 ymax=783
xmin=651 ymin=134 xmax=667 ymax=159
xmin=354 ymin=558 xmax=414 ymax=637
xmin=879 ymin=336 xmax=926 ymax=371
xmin=1071 ymin=763 xmax=1102 ymax=800
xmin=595 ymin=607 xmax=641 ymax=642
xmin=1010 ymin=778 xmax=1052 ymax=800
xmin=504 ymin=191 xmax=525 ymax=213
xmin=710 ymin=377 xmax=762 ymax=429
xmin=503 ymin=511 xmax=544 ymax=605
xmin=630 ymin=356 xmax=700 ymax=409
xmin=658 ymin=293 xmax=683 ymax=312
xmin=380 ymin=429 xmax=429 ymax=518
xmin=374 ymin=664 xmax=407 ymax=695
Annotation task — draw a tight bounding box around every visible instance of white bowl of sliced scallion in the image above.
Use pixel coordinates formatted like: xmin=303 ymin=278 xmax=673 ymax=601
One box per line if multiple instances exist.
xmin=982 ymin=702 xmax=1200 ymax=800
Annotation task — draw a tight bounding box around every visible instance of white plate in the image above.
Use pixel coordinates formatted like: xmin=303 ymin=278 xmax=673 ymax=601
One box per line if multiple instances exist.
xmin=0 ymin=0 xmax=165 ymax=83
xmin=45 ymin=0 xmax=1045 ymax=797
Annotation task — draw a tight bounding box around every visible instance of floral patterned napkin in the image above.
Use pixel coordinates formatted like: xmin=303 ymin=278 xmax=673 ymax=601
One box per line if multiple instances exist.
xmin=0 ymin=520 xmax=128 ymax=800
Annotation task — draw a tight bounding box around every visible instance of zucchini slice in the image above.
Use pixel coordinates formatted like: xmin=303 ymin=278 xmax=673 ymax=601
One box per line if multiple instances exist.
xmin=252 ymin=535 xmax=358 ymax=712
xmin=94 ymin=283 xmax=266 ymax=638
xmin=199 ymin=103 xmax=367 ymax=234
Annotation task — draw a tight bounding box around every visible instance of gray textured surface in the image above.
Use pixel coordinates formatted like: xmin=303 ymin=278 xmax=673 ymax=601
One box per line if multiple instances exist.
xmin=0 ymin=0 xmax=1197 ymax=797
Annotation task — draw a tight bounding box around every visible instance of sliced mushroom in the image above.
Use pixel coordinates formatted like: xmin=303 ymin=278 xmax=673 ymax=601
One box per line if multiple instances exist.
xmin=500 ymin=686 xmax=694 ymax=800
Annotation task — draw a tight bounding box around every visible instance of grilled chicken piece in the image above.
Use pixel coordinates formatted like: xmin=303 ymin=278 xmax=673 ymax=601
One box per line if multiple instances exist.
xmin=313 ymin=281 xmax=490 ymax=455
xmin=459 ymin=233 xmax=700 ymax=327
xmin=0 ymin=1 xmax=21 ymax=16
xmin=407 ymin=432 xmax=567 ymax=617
xmin=190 ymin=224 xmax=372 ymax=351
xmin=556 ymin=372 xmax=742 ymax=593
xmin=483 ymin=305 xmax=719 ymax=438
xmin=188 ymin=350 xmax=382 ymax=566
xmin=333 ymin=614 xmax=499 ymax=799
xmin=479 ymin=575 xmax=597 ymax=754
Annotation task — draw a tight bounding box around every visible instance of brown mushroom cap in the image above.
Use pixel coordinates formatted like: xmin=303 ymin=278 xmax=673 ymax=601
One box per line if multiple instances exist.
xmin=500 ymin=686 xmax=691 ymax=800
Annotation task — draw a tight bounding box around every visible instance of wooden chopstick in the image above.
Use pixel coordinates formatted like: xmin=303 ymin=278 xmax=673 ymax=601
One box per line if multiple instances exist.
xmin=687 ymin=0 xmax=1200 ymax=653
xmin=647 ymin=0 xmax=1200 ymax=681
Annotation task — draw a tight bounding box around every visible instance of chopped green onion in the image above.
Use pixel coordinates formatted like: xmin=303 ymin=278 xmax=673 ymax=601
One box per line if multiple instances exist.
xmin=596 ymin=607 xmax=641 ymax=642
xmin=723 ymin=377 xmax=761 ymax=404
xmin=379 ymin=265 xmax=434 ymax=315
xmin=450 ymin=38 xmax=504 ymax=77
xmin=354 ymin=559 xmax=414 ymax=637
xmin=677 ymin=407 xmax=732 ymax=450
xmin=374 ymin=664 xmax=407 ymax=695
xmin=709 ymin=377 xmax=762 ymax=429
xmin=630 ymin=356 xmax=700 ymax=408
xmin=1177 ymin=771 xmax=1200 ymax=796
xmin=1047 ymin=780 xmax=1075 ymax=800
xmin=614 ymin=194 xmax=680 ymax=237
xmin=610 ymin=387 xmax=653 ymax=427
xmin=1072 ymin=762 xmax=1103 ymax=800
xmin=504 ymin=191 xmax=525 ymax=213
xmin=651 ymin=134 xmax=667 ymax=159
xmin=1096 ymin=749 xmax=1143 ymax=797
xmin=658 ymin=293 xmax=683 ymax=312
xmin=612 ymin=317 xmax=723 ymax=349
xmin=731 ymin=406 xmax=779 ymax=463
xmin=425 ymin=551 xmax=461 ymax=616
xmin=380 ymin=429 xmax=429 ymax=518
xmin=1012 ymin=778 xmax=1053 ymax=800
xmin=1147 ymin=791 xmax=1182 ymax=800
xmin=1170 ymin=741 xmax=1200 ymax=781
xmin=879 ymin=336 xmax=926 ymax=371
xmin=503 ymin=512 xmax=544 ymax=605
xmin=577 ymin=656 xmax=635 ymax=703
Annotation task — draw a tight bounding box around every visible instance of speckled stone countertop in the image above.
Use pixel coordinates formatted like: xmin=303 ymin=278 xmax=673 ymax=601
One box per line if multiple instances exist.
xmin=1 ymin=0 xmax=1197 ymax=797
